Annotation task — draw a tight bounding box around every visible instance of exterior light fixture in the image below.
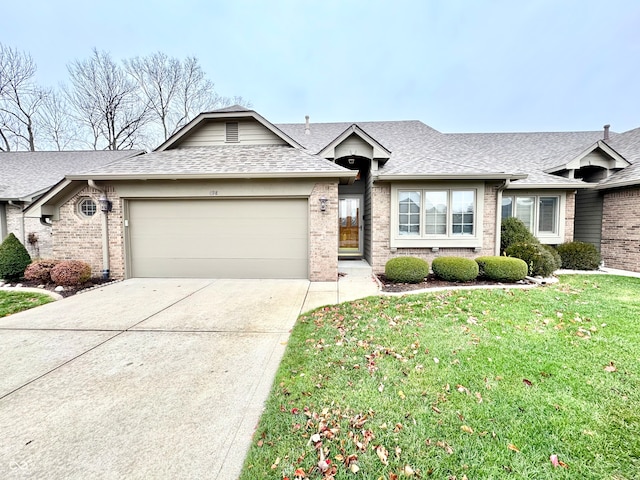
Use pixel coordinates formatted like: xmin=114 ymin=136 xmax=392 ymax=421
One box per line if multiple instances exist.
xmin=319 ymin=196 xmax=328 ymax=212
xmin=98 ymin=194 xmax=113 ymax=213
xmin=348 ymin=157 xmax=356 ymax=165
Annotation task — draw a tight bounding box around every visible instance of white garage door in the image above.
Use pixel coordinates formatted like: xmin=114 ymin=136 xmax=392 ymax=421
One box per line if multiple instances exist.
xmin=127 ymin=199 xmax=308 ymax=278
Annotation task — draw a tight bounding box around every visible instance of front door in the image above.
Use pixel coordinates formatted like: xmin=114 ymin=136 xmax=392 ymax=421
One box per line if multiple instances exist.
xmin=338 ymin=196 xmax=363 ymax=256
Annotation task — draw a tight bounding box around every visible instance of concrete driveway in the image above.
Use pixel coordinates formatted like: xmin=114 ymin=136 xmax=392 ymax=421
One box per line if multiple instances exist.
xmin=0 ymin=278 xmax=315 ymax=479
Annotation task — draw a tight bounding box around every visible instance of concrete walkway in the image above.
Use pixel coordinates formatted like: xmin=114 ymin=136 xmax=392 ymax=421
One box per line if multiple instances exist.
xmin=0 ymin=271 xmax=380 ymax=480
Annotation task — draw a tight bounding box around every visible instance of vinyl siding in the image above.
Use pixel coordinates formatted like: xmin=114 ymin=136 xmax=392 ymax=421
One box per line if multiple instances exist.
xmin=573 ymin=189 xmax=603 ymax=251
xmin=176 ymin=119 xmax=288 ymax=147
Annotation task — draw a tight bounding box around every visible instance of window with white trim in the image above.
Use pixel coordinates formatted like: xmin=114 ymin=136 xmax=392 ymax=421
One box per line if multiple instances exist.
xmin=78 ymin=198 xmax=97 ymax=218
xmin=502 ymin=195 xmax=559 ymax=236
xmin=398 ymin=189 xmax=476 ymax=238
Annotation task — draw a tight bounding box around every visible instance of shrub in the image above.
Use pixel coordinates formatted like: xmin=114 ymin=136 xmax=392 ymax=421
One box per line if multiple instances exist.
xmin=431 ymin=256 xmax=479 ymax=282
xmin=505 ymin=242 xmax=557 ymax=277
xmin=385 ymin=256 xmax=429 ymax=283
xmin=0 ymin=233 xmax=32 ymax=281
xmin=501 ymin=217 xmax=538 ymax=253
xmin=50 ymin=260 xmax=91 ymax=286
xmin=24 ymin=259 xmax=61 ymax=283
xmin=556 ymin=241 xmax=601 ymax=270
xmin=475 ymin=256 xmax=528 ymax=282
xmin=542 ymin=244 xmax=562 ymax=271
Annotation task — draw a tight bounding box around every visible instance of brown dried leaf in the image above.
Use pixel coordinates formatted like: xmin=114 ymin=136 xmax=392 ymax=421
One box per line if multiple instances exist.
xmin=461 ymin=425 xmax=474 ymax=434
xmin=604 ymin=362 xmax=617 ymax=372
xmin=507 ymin=443 xmax=520 ymax=452
xmin=375 ymin=445 xmax=389 ymax=465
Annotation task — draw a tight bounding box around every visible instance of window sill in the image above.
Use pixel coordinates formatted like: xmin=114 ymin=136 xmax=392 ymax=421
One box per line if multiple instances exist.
xmin=391 ymin=237 xmax=483 ymax=249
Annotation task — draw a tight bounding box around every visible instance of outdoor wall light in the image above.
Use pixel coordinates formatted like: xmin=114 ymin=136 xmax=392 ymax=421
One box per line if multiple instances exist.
xmin=319 ymin=196 xmax=328 ymax=212
xmin=98 ymin=194 xmax=113 ymax=213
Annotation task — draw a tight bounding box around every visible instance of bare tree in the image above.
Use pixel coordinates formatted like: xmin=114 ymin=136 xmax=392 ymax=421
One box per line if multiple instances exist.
xmin=38 ymin=90 xmax=81 ymax=151
xmin=65 ymin=49 xmax=149 ymax=150
xmin=0 ymin=43 xmax=48 ymax=151
xmin=125 ymin=53 xmax=251 ymax=146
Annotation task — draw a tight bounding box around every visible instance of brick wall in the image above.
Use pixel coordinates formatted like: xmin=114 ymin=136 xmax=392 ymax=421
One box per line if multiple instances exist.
xmin=53 ymin=185 xmax=125 ymax=279
xmin=309 ymin=182 xmax=339 ymax=281
xmin=564 ymin=190 xmax=575 ymax=242
xmin=5 ymin=204 xmax=54 ymax=258
xmin=371 ymin=183 xmax=498 ymax=274
xmin=601 ymin=187 xmax=640 ymax=272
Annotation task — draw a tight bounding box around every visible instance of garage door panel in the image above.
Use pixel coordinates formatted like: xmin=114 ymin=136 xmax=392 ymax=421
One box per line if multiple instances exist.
xmin=128 ymin=199 xmax=308 ymax=278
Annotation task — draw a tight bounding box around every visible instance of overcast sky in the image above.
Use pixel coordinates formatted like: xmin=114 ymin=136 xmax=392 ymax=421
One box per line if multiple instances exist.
xmin=4 ymin=0 xmax=639 ymax=133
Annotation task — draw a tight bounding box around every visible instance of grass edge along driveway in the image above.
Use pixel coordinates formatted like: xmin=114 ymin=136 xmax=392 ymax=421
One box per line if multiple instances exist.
xmin=0 ymin=291 xmax=53 ymax=317
xmin=241 ymin=275 xmax=640 ymax=480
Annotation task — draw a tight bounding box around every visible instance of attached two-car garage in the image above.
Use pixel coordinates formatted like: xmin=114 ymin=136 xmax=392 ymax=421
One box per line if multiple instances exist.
xmin=126 ymin=198 xmax=308 ymax=279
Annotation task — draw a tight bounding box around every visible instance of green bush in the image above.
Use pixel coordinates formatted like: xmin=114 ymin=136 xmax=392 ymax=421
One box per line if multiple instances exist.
xmin=385 ymin=256 xmax=429 ymax=283
xmin=475 ymin=256 xmax=528 ymax=282
xmin=542 ymin=244 xmax=562 ymax=271
xmin=0 ymin=233 xmax=32 ymax=281
xmin=501 ymin=217 xmax=538 ymax=254
xmin=556 ymin=241 xmax=601 ymax=270
xmin=24 ymin=259 xmax=61 ymax=283
xmin=505 ymin=242 xmax=557 ymax=277
xmin=431 ymin=256 xmax=479 ymax=282
xmin=50 ymin=260 xmax=91 ymax=286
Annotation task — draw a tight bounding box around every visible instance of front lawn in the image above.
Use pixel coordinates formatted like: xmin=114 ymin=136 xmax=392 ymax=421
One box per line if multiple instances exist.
xmin=241 ymin=275 xmax=640 ymax=479
xmin=0 ymin=290 xmax=53 ymax=317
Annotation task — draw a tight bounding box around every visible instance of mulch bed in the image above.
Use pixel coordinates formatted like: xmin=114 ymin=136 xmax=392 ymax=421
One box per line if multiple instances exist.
xmin=9 ymin=278 xmax=118 ymax=298
xmin=377 ymin=273 xmax=532 ymax=293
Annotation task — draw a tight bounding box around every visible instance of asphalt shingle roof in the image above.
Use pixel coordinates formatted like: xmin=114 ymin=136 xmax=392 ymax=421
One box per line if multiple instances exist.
xmin=75 ymin=145 xmax=350 ymax=177
xmin=0 ymin=150 xmax=143 ymax=200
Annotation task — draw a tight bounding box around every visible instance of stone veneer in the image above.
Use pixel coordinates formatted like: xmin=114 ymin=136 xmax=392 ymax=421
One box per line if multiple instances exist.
xmin=564 ymin=191 xmax=575 ymax=242
xmin=53 ymin=185 xmax=125 ymax=279
xmin=309 ymin=182 xmax=339 ymax=281
xmin=601 ymin=187 xmax=640 ymax=272
xmin=371 ymin=183 xmax=499 ymax=274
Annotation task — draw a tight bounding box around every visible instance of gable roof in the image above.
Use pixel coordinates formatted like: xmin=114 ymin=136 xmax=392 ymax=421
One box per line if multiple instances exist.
xmin=68 ymin=145 xmax=354 ymax=182
xmin=597 ymin=126 xmax=640 ymax=188
xmin=317 ymin=124 xmax=392 ymax=161
xmin=155 ymin=108 xmax=304 ymax=151
xmin=0 ymin=150 xmax=143 ymax=201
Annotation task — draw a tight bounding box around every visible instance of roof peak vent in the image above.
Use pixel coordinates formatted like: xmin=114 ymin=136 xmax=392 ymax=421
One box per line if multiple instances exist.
xmin=305 ymin=115 xmax=310 ymax=135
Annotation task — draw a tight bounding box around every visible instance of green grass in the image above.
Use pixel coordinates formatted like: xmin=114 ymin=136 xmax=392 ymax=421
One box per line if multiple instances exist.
xmin=0 ymin=290 xmax=53 ymax=317
xmin=241 ymin=275 xmax=640 ymax=479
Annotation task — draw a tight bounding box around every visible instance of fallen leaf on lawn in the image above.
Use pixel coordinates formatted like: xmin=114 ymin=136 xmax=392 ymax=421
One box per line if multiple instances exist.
xmin=507 ymin=444 xmax=520 ymax=452
xmin=475 ymin=392 xmax=483 ymax=403
xmin=522 ymin=378 xmax=533 ymax=386
xmin=604 ymin=362 xmax=617 ymax=372
xmin=457 ymin=384 xmax=470 ymax=395
xmin=294 ymin=467 xmax=306 ymax=477
xmin=435 ymin=440 xmax=454 ymax=454
xmin=431 ymin=405 xmax=442 ymax=414
xmin=395 ymin=446 xmax=402 ymax=458
xmin=378 ymin=383 xmax=385 ymax=393
xmin=376 ymin=445 xmax=389 ymax=465
xmin=433 ymin=357 xmax=440 ymax=364
xmin=398 ymin=390 xmax=406 ymax=400
xmin=461 ymin=425 xmax=474 ymax=434
xmin=403 ymin=465 xmax=416 ymax=476
xmin=270 ymin=456 xmax=280 ymax=469
xmin=350 ymin=463 xmax=360 ymax=473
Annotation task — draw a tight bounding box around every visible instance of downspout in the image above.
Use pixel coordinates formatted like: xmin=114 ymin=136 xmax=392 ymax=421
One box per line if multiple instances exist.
xmin=495 ymin=179 xmax=510 ymax=255
xmin=7 ymin=200 xmax=26 ymax=245
xmin=0 ymin=202 xmax=7 ymax=240
xmin=88 ymin=180 xmax=110 ymax=280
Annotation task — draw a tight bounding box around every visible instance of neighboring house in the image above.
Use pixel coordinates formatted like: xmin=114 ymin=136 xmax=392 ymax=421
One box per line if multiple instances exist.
xmin=0 ymin=151 xmax=143 ymax=259
xmin=23 ymin=106 xmax=640 ymax=280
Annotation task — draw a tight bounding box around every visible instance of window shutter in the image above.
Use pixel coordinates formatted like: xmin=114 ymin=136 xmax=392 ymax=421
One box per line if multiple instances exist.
xmin=226 ymin=122 xmax=239 ymax=142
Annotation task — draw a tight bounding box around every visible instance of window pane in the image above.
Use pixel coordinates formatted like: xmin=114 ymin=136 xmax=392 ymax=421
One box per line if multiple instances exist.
xmin=515 ymin=197 xmax=535 ymax=232
xmin=451 ymin=190 xmax=474 ymax=236
xmin=398 ymin=191 xmax=421 ymax=235
xmin=424 ymin=191 xmax=447 ymax=235
xmin=538 ymin=197 xmax=558 ymax=233
xmin=501 ymin=196 xmax=513 ymax=220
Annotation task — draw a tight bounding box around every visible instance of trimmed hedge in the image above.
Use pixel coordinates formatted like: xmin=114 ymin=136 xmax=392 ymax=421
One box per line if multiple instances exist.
xmin=505 ymin=242 xmax=557 ymax=277
xmin=431 ymin=256 xmax=479 ymax=282
xmin=556 ymin=241 xmax=601 ymax=270
xmin=385 ymin=256 xmax=429 ymax=283
xmin=0 ymin=233 xmax=32 ymax=281
xmin=50 ymin=260 xmax=92 ymax=286
xmin=475 ymin=256 xmax=528 ymax=282
xmin=501 ymin=217 xmax=538 ymax=254
xmin=542 ymin=244 xmax=562 ymax=271
xmin=24 ymin=259 xmax=61 ymax=283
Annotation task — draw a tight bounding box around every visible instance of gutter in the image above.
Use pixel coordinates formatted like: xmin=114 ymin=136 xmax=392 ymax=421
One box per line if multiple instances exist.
xmin=87 ymin=180 xmax=111 ymax=280
xmin=495 ymin=179 xmax=510 ymax=255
